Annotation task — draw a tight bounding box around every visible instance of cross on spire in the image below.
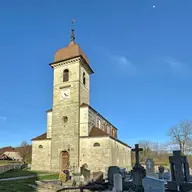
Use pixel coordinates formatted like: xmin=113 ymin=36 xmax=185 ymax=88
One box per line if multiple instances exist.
xmin=132 ymin=144 xmax=143 ymax=166
xmin=70 ymin=20 xmax=75 ymax=42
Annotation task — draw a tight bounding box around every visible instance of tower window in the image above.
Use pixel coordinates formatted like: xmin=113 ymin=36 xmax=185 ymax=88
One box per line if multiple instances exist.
xmin=38 ymin=145 xmax=43 ymax=149
xmin=63 ymin=116 xmax=68 ymax=123
xmin=93 ymin=142 xmax=100 ymax=147
xmin=98 ymin=119 xmax=101 ymax=128
xmin=83 ymin=72 xmax=86 ymax=85
xmin=63 ymin=69 xmax=69 ymax=82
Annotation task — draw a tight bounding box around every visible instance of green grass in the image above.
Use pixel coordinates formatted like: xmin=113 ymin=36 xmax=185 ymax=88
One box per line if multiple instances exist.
xmin=30 ymin=169 xmax=56 ymax=175
xmin=0 ymin=160 xmax=9 ymax=165
xmin=0 ymin=160 xmax=19 ymax=165
xmin=0 ymin=175 xmax=60 ymax=192
xmin=0 ymin=168 xmax=57 ymax=179
xmin=0 ymin=169 xmax=59 ymax=192
xmin=0 ymin=178 xmax=37 ymax=192
xmin=0 ymin=169 xmax=37 ymax=179
xmin=39 ymin=174 xmax=59 ymax=180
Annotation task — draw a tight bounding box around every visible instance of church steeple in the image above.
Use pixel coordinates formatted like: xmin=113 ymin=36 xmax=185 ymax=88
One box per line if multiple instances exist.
xmin=70 ymin=20 xmax=75 ymax=43
xmin=51 ymin=20 xmax=94 ymax=75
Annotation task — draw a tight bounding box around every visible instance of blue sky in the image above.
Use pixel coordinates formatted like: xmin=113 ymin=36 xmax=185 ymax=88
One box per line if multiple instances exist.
xmin=0 ymin=0 xmax=192 ymax=148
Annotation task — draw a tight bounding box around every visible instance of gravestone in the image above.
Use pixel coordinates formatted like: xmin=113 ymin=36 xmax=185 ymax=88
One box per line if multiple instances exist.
xmin=163 ymin=172 xmax=170 ymax=181
xmin=113 ymin=173 xmax=122 ymax=192
xmin=131 ymin=144 xmax=146 ymax=192
xmin=80 ymin=164 xmax=90 ymax=181
xmin=108 ymin=166 xmax=121 ymax=190
xmin=142 ymin=176 xmax=165 ymax=192
xmin=145 ymin=158 xmax=157 ymax=178
xmin=158 ymin=166 xmax=165 ymax=180
xmin=119 ymin=168 xmax=126 ymax=179
xmin=92 ymin=171 xmax=104 ymax=183
xmin=167 ymin=150 xmax=192 ymax=191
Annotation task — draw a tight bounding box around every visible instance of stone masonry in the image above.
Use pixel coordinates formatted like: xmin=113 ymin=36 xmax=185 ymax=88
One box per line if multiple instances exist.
xmin=31 ymin=29 xmax=131 ymax=173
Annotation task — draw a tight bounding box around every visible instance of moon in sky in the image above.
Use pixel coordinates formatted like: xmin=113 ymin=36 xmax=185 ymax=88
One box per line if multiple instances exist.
xmin=153 ymin=5 xmax=156 ymax=8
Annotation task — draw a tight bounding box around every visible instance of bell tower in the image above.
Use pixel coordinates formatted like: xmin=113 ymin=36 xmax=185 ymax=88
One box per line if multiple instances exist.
xmin=50 ymin=21 xmax=94 ymax=172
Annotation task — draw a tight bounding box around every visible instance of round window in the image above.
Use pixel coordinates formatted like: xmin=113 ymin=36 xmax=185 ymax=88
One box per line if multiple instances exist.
xmin=63 ymin=116 xmax=68 ymax=123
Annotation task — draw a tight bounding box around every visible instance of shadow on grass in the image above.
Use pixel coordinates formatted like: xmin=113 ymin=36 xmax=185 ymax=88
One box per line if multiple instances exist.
xmin=0 ymin=168 xmax=39 ymax=179
xmin=0 ymin=177 xmax=38 ymax=192
xmin=0 ymin=168 xmax=60 ymax=192
xmin=0 ymin=169 xmax=39 ymax=192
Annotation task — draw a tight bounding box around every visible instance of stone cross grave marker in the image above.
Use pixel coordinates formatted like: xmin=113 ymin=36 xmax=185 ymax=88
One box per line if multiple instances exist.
xmin=131 ymin=144 xmax=146 ymax=192
xmin=168 ymin=150 xmax=190 ymax=191
xmin=146 ymin=158 xmax=157 ymax=178
xmin=132 ymin=144 xmax=143 ymax=166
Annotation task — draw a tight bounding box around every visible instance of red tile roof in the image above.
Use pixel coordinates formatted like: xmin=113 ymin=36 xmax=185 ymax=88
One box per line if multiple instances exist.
xmin=0 ymin=153 xmax=12 ymax=160
xmin=31 ymin=133 xmax=50 ymax=141
xmin=49 ymin=41 xmax=94 ymax=74
xmin=89 ymin=127 xmax=110 ymax=137
xmin=54 ymin=41 xmax=90 ymax=65
xmin=0 ymin=146 xmax=15 ymax=154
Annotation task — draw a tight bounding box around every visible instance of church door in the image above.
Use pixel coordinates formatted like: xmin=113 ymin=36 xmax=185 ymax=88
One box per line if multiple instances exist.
xmin=61 ymin=151 xmax=69 ymax=170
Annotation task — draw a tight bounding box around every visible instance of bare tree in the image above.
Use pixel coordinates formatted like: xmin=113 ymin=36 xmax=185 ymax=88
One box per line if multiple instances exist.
xmin=137 ymin=140 xmax=154 ymax=161
xmin=168 ymin=120 xmax=192 ymax=154
xmin=17 ymin=141 xmax=32 ymax=163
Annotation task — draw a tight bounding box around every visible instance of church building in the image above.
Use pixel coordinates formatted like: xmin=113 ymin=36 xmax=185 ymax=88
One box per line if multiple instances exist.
xmin=31 ymin=26 xmax=132 ymax=173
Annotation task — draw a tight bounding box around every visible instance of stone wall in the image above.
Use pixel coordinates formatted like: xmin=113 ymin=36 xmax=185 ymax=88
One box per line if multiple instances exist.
xmin=80 ymin=65 xmax=90 ymax=105
xmin=109 ymin=138 xmax=132 ymax=170
xmin=0 ymin=164 xmax=21 ymax=174
xmin=80 ymin=137 xmax=131 ymax=173
xmin=80 ymin=105 xmax=118 ymax=137
xmin=47 ymin=111 xmax=52 ymax=139
xmin=80 ymin=107 xmax=89 ymax=136
xmin=31 ymin=140 xmax=51 ymax=171
xmin=50 ymin=58 xmax=81 ymax=172
xmin=88 ymin=107 xmax=117 ymax=137
xmin=80 ymin=137 xmax=110 ymax=173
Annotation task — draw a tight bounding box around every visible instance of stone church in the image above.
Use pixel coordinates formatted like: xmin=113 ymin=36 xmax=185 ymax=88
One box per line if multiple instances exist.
xmin=31 ymin=26 xmax=132 ymax=173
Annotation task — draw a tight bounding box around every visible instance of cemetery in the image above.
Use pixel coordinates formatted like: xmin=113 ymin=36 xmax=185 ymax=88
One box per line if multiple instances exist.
xmin=25 ymin=144 xmax=192 ymax=192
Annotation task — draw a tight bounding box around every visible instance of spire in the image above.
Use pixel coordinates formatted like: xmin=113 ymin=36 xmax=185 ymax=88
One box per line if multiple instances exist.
xmin=70 ymin=20 xmax=75 ymax=43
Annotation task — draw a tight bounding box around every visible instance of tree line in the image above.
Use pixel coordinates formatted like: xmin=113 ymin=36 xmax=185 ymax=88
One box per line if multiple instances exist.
xmin=131 ymin=120 xmax=192 ymax=167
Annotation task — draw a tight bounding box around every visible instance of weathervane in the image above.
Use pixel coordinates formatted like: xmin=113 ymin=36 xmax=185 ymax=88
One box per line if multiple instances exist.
xmin=70 ymin=19 xmax=75 ymax=42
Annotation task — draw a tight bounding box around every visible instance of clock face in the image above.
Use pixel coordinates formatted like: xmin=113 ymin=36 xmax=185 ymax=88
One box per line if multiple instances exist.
xmin=60 ymin=88 xmax=70 ymax=100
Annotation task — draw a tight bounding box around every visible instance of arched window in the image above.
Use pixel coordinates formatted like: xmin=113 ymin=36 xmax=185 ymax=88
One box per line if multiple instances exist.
xmin=93 ymin=142 xmax=100 ymax=147
xmin=83 ymin=72 xmax=86 ymax=85
xmin=63 ymin=69 xmax=69 ymax=82
xmin=38 ymin=145 xmax=43 ymax=149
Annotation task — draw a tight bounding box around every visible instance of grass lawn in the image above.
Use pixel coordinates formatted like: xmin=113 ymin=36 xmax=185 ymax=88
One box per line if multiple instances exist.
xmin=0 ymin=160 xmax=9 ymax=165
xmin=0 ymin=160 xmax=18 ymax=165
xmin=39 ymin=173 xmax=59 ymax=180
xmin=0 ymin=168 xmax=57 ymax=179
xmin=0 ymin=178 xmax=37 ymax=192
xmin=0 ymin=169 xmax=59 ymax=192
xmin=0 ymin=176 xmax=60 ymax=192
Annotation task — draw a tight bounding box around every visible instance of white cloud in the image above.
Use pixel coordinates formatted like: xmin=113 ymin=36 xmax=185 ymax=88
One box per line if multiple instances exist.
xmin=114 ymin=56 xmax=133 ymax=67
xmin=164 ymin=57 xmax=185 ymax=71
xmin=95 ymin=45 xmax=135 ymax=71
